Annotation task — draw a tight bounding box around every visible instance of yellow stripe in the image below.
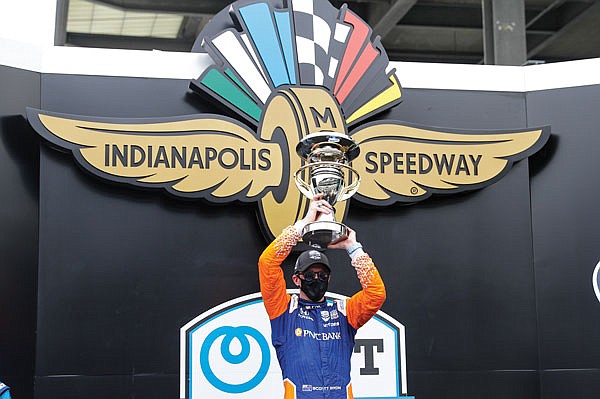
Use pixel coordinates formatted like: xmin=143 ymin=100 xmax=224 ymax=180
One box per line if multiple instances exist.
xmin=345 ymin=74 xmax=402 ymax=124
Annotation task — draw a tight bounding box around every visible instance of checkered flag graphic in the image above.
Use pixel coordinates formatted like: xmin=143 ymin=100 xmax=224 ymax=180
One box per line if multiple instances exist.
xmin=291 ymin=0 xmax=350 ymax=89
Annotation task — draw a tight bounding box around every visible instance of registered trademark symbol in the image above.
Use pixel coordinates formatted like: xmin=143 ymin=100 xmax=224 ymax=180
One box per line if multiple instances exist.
xmin=410 ymin=187 xmax=419 ymax=195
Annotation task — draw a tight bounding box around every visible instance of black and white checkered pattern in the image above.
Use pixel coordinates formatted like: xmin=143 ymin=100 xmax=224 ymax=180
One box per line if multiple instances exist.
xmin=291 ymin=0 xmax=350 ymax=89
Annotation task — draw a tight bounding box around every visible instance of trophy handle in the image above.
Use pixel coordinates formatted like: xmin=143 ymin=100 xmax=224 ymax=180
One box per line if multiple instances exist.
xmin=337 ymin=165 xmax=361 ymax=202
xmin=293 ymin=166 xmax=315 ymax=199
xmin=293 ymin=162 xmax=360 ymax=203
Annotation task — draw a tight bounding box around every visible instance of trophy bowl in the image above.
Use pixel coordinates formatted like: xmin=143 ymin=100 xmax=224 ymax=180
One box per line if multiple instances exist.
xmin=294 ymin=132 xmax=361 ymax=248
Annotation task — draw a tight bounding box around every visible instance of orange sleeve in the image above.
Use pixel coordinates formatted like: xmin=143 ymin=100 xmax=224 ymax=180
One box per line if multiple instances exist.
xmin=346 ymin=253 xmax=386 ymax=330
xmin=258 ymin=225 xmax=300 ymax=320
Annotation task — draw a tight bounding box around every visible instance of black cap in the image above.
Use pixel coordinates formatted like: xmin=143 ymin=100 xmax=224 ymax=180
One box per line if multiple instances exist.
xmin=294 ymin=250 xmax=330 ymax=274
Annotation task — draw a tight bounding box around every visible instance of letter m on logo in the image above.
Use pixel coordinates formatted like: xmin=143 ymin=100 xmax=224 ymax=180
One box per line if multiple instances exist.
xmin=310 ymin=107 xmax=337 ymax=129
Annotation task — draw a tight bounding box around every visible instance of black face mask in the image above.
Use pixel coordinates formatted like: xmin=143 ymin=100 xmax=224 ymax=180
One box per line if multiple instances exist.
xmin=300 ymin=279 xmax=328 ymax=302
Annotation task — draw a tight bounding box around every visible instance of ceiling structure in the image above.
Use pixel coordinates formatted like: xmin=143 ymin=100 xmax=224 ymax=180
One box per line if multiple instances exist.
xmin=56 ymin=0 xmax=600 ymax=65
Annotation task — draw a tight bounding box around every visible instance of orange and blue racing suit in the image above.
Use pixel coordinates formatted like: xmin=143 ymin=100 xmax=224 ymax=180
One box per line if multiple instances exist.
xmin=258 ymin=225 xmax=386 ymax=399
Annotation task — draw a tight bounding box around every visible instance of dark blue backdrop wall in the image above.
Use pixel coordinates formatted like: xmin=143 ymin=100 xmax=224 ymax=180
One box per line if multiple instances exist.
xmin=0 ymin=66 xmax=599 ymax=399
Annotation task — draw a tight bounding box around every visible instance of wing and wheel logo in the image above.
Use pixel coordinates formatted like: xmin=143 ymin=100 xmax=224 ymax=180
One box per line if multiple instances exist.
xmin=26 ymin=0 xmax=550 ymax=240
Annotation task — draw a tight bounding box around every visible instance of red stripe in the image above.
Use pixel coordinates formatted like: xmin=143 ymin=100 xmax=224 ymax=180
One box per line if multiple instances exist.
xmin=333 ymin=10 xmax=369 ymax=94
xmin=336 ymin=43 xmax=378 ymax=104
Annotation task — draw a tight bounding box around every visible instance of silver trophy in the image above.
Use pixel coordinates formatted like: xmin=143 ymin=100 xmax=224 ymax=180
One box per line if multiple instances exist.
xmin=294 ymin=131 xmax=361 ymax=248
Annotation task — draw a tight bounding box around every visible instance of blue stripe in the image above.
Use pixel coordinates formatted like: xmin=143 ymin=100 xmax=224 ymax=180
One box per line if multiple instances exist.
xmin=239 ymin=3 xmax=290 ymax=87
xmin=274 ymin=10 xmax=296 ymax=85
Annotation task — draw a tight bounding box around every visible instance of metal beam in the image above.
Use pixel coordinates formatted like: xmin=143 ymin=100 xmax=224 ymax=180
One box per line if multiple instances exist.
xmin=390 ymin=2 xmax=483 ymax=29
xmin=526 ymin=0 xmax=565 ymax=29
xmin=92 ymin=0 xmax=227 ymax=15
xmin=482 ymin=0 xmax=527 ymax=65
xmin=386 ymin=49 xmax=483 ymax=64
xmin=372 ymin=0 xmax=418 ymax=40
xmin=66 ymin=32 xmax=194 ymax=52
xmin=388 ymin=23 xmax=554 ymax=36
xmin=178 ymin=16 xmax=208 ymax=41
xmin=55 ymin=0 xmax=70 ymax=46
xmin=527 ymin=1 xmax=600 ymax=59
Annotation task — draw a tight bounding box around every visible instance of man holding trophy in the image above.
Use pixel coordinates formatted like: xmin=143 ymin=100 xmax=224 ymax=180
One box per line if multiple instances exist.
xmin=258 ymin=131 xmax=386 ymax=399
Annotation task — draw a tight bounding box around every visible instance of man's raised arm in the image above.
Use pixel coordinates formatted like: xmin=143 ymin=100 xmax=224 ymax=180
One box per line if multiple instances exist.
xmin=328 ymin=228 xmax=386 ymax=329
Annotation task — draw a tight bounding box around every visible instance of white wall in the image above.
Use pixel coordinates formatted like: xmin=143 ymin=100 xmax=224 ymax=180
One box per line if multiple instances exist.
xmin=0 ymin=0 xmax=57 ymax=45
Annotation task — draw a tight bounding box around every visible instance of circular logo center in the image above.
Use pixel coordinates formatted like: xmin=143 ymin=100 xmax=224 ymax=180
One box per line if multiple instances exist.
xmin=199 ymin=326 xmax=270 ymax=393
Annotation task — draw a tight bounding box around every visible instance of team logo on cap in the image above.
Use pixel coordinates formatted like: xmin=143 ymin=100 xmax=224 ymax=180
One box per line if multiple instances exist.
xmin=26 ymin=0 xmax=550 ymax=241
xmin=309 ymin=250 xmax=322 ymax=260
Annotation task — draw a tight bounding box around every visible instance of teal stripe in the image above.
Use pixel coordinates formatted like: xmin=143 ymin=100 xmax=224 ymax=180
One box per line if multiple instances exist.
xmin=239 ymin=3 xmax=290 ymax=87
xmin=201 ymin=68 xmax=261 ymax=122
xmin=224 ymin=68 xmax=254 ymax=99
xmin=274 ymin=10 xmax=296 ymax=85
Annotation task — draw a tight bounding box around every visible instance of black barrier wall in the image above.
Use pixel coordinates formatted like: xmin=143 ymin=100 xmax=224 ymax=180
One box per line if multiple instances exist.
xmin=527 ymin=86 xmax=600 ymax=398
xmin=0 ymin=65 xmax=40 ymax=399
xmin=0 ymin=66 xmax=599 ymax=399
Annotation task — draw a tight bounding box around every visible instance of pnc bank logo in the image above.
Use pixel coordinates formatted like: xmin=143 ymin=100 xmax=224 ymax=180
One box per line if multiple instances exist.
xmin=26 ymin=0 xmax=549 ymax=240
xmin=180 ymin=292 xmax=409 ymax=399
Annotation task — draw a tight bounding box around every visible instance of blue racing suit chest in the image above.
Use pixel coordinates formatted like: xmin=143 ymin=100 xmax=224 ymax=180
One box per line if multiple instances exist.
xmin=270 ymin=295 xmax=357 ymax=398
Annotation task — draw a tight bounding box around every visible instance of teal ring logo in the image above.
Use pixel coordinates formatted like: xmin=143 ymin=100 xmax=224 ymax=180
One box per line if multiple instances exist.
xmin=200 ymin=325 xmax=271 ymax=393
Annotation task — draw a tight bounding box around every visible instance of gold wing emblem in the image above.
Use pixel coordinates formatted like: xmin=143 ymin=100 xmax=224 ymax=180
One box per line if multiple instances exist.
xmin=27 ymin=108 xmax=284 ymax=202
xmin=351 ymin=121 xmax=550 ymax=205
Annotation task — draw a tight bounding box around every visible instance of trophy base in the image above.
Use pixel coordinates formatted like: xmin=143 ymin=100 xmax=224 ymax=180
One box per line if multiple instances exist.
xmin=302 ymin=221 xmax=348 ymax=249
